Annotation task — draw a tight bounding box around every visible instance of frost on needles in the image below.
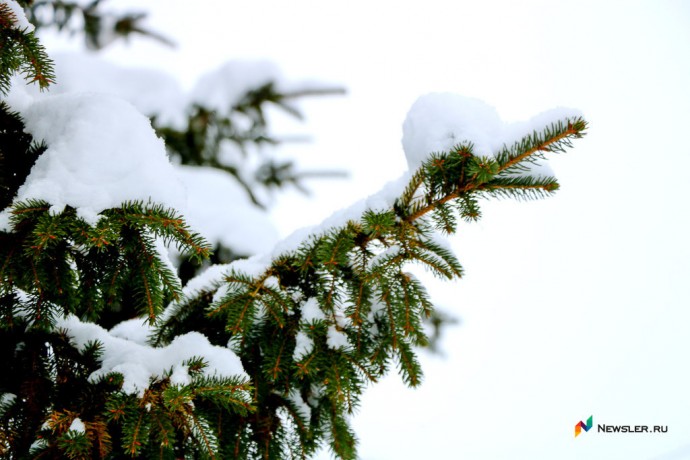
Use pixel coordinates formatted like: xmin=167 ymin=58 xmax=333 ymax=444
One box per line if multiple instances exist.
xmin=0 ymin=13 xmax=587 ymax=460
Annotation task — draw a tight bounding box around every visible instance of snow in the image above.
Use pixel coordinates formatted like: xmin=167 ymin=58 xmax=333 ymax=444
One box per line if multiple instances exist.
xmin=287 ymin=389 xmax=312 ymax=420
xmin=4 ymin=92 xmax=186 ymax=225
xmin=44 ymin=53 xmax=187 ymax=128
xmin=225 ymin=255 xmax=273 ymax=278
xmin=57 ymin=314 xmax=248 ymax=397
xmin=2 ymin=0 xmax=34 ymax=32
xmin=301 ymin=297 xmax=326 ymax=323
xmin=316 ymin=174 xmax=409 ymax=230
xmin=293 ymin=331 xmax=313 ymax=360
xmin=0 ymin=210 xmax=10 ymax=232
xmin=269 ymin=173 xmax=411 ymax=259
xmin=179 ymin=263 xmax=233 ymax=300
xmin=160 ymin=255 xmax=273 ymax=321
xmin=402 ymin=93 xmax=503 ymax=170
xmin=401 ymin=93 xmax=582 ymax=172
xmin=367 ymin=244 xmax=402 ymax=270
xmin=4 ymin=75 xmax=32 ymax=109
xmin=176 ymin=166 xmax=278 ymax=254
xmin=109 ymin=318 xmax=153 ymax=346
xmin=366 ymin=300 xmax=385 ymax=335
xmin=326 ymin=325 xmax=349 ymax=349
xmin=68 ymin=418 xmax=85 ymax=433
xmin=169 ymin=364 xmax=192 ymax=386
xmin=307 ymin=384 xmax=325 ymax=407
xmin=38 ymin=54 xmax=328 ymax=132
xmin=161 ymin=170 xmax=413 ymax=306
xmin=299 ymin=295 xmax=353 ymax=349
xmin=154 ymin=237 xmax=181 ymax=284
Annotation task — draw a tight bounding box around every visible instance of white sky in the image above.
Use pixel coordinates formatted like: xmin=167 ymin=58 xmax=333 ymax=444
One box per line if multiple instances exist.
xmin=43 ymin=0 xmax=690 ymax=458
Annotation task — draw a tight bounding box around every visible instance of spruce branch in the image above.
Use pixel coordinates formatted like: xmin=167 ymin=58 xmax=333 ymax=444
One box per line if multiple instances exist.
xmin=2 ymin=199 xmax=211 ymax=331
xmin=495 ymin=118 xmax=587 ymax=172
xmin=1 ymin=35 xmax=588 ymax=456
xmin=158 ymin=114 xmax=587 ymax=459
xmin=0 ymin=4 xmax=55 ymax=94
xmin=403 ymin=116 xmax=587 ymax=222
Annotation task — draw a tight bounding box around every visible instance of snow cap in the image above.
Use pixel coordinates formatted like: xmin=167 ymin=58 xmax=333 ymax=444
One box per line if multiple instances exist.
xmin=8 ymin=92 xmax=186 ymax=224
xmin=402 ymin=93 xmax=503 ymax=170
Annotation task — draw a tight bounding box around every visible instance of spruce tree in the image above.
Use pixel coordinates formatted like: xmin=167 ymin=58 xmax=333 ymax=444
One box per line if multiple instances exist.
xmin=0 ymin=1 xmax=588 ymax=459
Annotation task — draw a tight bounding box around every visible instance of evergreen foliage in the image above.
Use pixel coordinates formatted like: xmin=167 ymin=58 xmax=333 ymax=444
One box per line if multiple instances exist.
xmin=26 ymin=0 xmax=345 ymax=284
xmin=156 ymin=83 xmax=346 ymax=210
xmin=155 ymin=80 xmax=345 ymax=284
xmin=0 ymin=2 xmax=588 ymax=459
xmin=0 ymin=1 xmax=54 ymax=95
xmin=155 ymin=117 xmax=586 ymax=459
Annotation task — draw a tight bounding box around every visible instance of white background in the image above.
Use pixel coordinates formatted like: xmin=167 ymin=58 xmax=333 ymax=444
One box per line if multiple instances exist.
xmin=43 ymin=1 xmax=690 ymax=458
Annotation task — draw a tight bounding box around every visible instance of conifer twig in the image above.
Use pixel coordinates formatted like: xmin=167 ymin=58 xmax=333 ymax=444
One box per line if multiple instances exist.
xmin=404 ymin=119 xmax=586 ymax=223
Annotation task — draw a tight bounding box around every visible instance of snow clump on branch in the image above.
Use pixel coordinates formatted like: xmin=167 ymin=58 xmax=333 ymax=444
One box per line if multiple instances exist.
xmin=3 ymin=90 xmax=186 ymax=225
xmin=402 ymin=92 xmax=583 ymax=173
xmin=1 ymin=0 xmax=35 ymax=32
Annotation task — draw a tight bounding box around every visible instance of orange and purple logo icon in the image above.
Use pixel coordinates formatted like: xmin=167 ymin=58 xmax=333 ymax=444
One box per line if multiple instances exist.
xmin=575 ymin=416 xmax=593 ymax=437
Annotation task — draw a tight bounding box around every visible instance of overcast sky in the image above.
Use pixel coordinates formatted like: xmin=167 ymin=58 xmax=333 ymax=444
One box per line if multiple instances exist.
xmin=44 ymin=1 xmax=690 ymax=458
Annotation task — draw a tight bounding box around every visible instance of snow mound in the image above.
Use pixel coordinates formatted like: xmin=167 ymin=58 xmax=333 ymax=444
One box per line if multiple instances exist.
xmin=402 ymin=93 xmax=503 ymax=170
xmin=59 ymin=315 xmax=248 ymax=396
xmin=8 ymin=93 xmax=186 ymax=224
xmin=68 ymin=418 xmax=85 ymax=433
xmin=401 ymin=93 xmax=583 ymax=171
xmin=109 ymin=318 xmax=153 ymax=346
xmin=45 ymin=53 xmax=187 ymax=128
